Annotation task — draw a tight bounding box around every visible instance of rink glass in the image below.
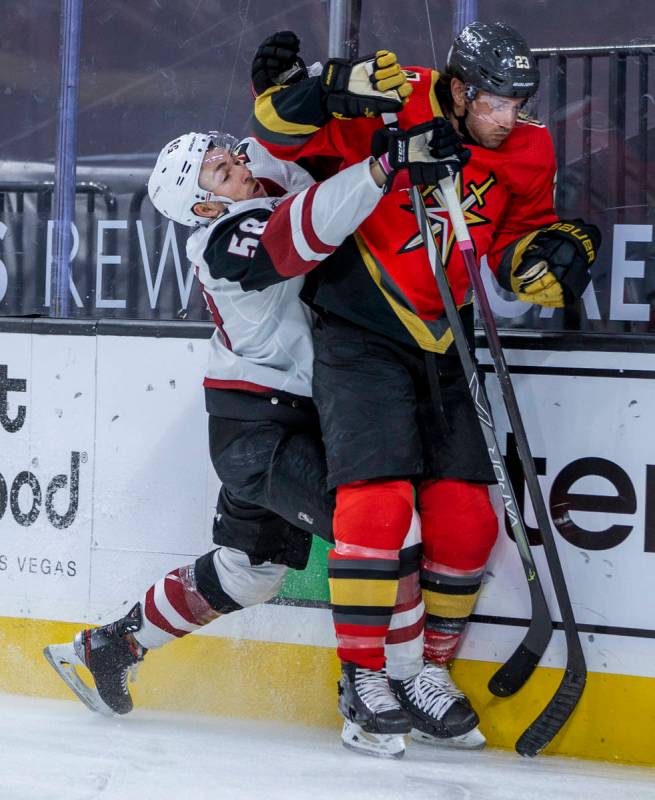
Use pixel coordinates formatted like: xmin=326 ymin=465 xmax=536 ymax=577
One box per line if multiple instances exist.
xmin=1 ymin=0 xmax=653 ymax=335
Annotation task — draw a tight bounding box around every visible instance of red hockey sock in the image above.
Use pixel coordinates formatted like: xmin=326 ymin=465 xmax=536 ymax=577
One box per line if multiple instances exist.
xmin=135 ymin=564 xmax=220 ymax=650
xmin=329 ymin=479 xmax=414 ymax=671
xmin=418 ymin=479 xmax=498 ymax=664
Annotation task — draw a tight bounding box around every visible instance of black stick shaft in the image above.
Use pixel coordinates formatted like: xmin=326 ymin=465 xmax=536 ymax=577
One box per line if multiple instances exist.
xmin=380 ymin=110 xmax=550 ymax=697
xmin=426 ymin=176 xmax=587 ymax=754
xmin=436 ymin=178 xmax=584 ymax=652
xmin=410 ymin=185 xmax=550 ymax=629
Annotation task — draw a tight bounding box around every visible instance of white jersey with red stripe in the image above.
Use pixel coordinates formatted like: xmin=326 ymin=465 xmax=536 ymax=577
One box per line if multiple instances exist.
xmin=187 ymin=139 xmax=383 ymax=397
xmin=232 ymin=136 xmax=313 ymax=198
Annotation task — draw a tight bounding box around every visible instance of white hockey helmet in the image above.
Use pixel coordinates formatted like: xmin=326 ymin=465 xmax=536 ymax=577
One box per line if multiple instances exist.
xmin=147 ymin=130 xmax=240 ymax=227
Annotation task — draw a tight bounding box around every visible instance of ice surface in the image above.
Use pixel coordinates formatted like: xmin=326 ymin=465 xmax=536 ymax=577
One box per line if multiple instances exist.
xmin=2 ymin=692 xmax=655 ymax=800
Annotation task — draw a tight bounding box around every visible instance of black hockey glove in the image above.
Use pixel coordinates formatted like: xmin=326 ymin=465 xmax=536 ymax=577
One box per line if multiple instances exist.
xmin=427 ymin=117 xmax=471 ymax=175
xmin=371 ymin=119 xmax=470 ymax=193
xmin=500 ymin=219 xmax=601 ymax=307
xmin=321 ymin=50 xmax=412 ymax=119
xmin=251 ymin=31 xmax=308 ymax=95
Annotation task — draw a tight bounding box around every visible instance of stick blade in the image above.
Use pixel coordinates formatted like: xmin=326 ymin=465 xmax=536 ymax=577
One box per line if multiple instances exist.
xmin=488 ymin=643 xmax=543 ymax=697
xmin=515 ymin=668 xmax=586 ymax=757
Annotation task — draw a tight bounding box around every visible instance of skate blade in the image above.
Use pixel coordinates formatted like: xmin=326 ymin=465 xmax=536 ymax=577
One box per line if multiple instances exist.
xmin=410 ymin=726 xmax=486 ymax=750
xmin=43 ymin=643 xmax=114 ymax=717
xmin=341 ymin=720 xmax=406 ymax=759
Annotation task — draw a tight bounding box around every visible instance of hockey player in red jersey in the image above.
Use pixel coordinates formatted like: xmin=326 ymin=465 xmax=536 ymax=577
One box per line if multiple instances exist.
xmin=44 ymin=118 xmax=474 ymax=759
xmin=251 ymin=24 xmax=601 ymax=745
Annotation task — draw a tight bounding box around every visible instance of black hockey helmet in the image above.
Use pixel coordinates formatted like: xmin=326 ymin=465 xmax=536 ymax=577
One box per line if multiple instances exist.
xmin=446 ymin=21 xmax=540 ymax=100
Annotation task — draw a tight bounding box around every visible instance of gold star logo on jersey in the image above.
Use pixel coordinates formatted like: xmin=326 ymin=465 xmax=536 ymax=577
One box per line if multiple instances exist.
xmin=398 ymin=172 xmax=497 ymax=261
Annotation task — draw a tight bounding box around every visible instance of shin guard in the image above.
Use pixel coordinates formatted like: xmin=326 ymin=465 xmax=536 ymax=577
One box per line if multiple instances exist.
xmin=329 ymin=479 xmax=414 ymax=671
xmin=134 ymin=564 xmax=221 ymax=650
xmin=418 ymin=480 xmax=498 ymax=664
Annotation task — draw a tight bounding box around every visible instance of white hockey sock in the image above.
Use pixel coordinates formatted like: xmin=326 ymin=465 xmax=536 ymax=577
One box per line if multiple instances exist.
xmin=134 ymin=564 xmax=220 ymax=650
xmin=385 ymin=509 xmax=425 ymax=680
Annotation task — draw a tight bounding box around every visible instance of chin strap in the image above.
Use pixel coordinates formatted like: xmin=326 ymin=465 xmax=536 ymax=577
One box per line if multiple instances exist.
xmin=205 ymin=191 xmax=234 ymax=206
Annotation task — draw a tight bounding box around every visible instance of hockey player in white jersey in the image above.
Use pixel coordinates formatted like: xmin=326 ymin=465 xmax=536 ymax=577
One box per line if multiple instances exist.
xmin=44 ymin=122 xmax=484 ymax=758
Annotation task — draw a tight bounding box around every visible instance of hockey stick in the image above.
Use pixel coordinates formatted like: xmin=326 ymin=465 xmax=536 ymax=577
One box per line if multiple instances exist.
xmin=411 ymin=178 xmax=587 ymax=756
xmin=407 ymin=184 xmax=550 ymax=732
xmin=377 ymin=108 xmax=552 ymax=700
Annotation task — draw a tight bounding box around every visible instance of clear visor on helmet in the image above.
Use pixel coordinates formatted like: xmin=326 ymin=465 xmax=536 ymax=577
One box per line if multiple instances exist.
xmin=206 ymin=130 xmax=239 ymax=156
xmin=199 ymin=131 xmax=242 ymax=205
xmin=465 ymin=87 xmax=536 ymax=127
xmin=201 ymin=131 xmax=240 ymax=169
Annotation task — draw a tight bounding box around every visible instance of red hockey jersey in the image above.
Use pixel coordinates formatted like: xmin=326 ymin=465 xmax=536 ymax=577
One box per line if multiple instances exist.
xmin=254 ymin=67 xmax=558 ymax=352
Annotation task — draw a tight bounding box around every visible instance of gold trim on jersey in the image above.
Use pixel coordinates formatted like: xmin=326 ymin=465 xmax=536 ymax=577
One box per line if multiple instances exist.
xmin=354 ymin=232 xmax=463 ymax=354
xmin=429 ymin=70 xmax=444 ymax=118
xmin=254 ymin=86 xmax=321 ymax=137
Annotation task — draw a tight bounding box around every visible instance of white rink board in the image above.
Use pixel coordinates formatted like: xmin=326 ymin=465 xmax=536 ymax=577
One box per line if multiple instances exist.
xmin=0 ymin=331 xmax=215 ymax=624
xmin=1 ymin=330 xmax=654 ymax=679
xmin=0 ymin=332 xmax=96 ymax=621
xmin=478 ymin=346 xmax=655 ymax=634
xmin=469 ymin=346 xmax=655 ymax=679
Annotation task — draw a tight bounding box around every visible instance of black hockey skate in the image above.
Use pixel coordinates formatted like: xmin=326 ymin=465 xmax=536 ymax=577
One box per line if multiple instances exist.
xmin=389 ymin=662 xmax=486 ymax=749
xmin=338 ymin=663 xmax=412 ymax=759
xmin=43 ymin=603 xmax=147 ymax=716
